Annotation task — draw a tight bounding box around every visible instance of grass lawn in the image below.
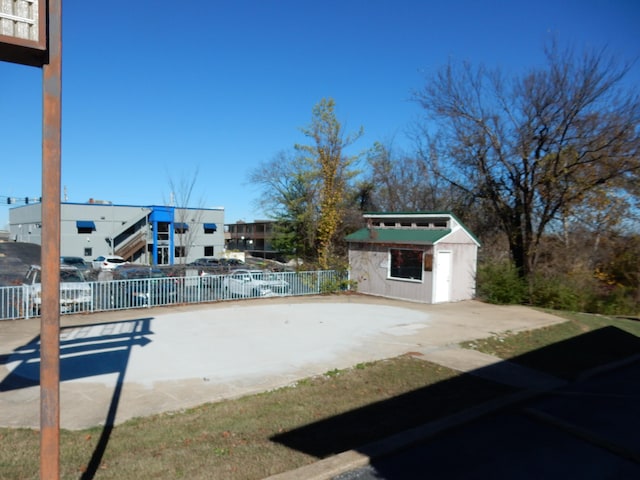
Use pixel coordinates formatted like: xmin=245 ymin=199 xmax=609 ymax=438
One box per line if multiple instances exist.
xmin=1 ymin=311 xmax=638 ymax=479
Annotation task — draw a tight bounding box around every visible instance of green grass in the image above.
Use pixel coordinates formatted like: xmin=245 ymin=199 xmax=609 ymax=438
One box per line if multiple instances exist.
xmin=2 ymin=311 xmax=638 ymax=479
xmin=0 ymin=357 xmax=512 ymax=480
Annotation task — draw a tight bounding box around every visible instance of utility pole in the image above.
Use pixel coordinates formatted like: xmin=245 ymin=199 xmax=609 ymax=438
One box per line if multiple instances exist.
xmin=41 ymin=2 xmax=63 ymax=478
xmin=0 ymin=1 xmax=62 ymax=478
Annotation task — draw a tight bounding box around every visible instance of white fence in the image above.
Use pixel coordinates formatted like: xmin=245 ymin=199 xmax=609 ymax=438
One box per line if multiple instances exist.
xmin=0 ymin=270 xmax=346 ymax=321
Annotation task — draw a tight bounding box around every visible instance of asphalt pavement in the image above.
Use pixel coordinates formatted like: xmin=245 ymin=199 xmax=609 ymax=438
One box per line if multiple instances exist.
xmin=327 ymin=358 xmax=640 ymax=480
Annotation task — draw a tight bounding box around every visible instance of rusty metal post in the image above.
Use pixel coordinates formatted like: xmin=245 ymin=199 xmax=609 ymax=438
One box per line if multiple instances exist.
xmin=41 ymin=1 xmax=62 ymax=479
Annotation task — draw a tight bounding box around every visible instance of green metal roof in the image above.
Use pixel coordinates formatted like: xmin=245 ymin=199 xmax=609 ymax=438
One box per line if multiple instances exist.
xmin=345 ymin=227 xmax=452 ymax=245
xmin=359 ymin=211 xmax=481 ymax=246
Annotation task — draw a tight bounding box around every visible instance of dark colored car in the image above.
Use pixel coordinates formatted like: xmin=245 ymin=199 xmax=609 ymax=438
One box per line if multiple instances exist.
xmin=218 ymin=258 xmax=244 ymax=267
xmin=111 ymin=265 xmax=178 ymax=308
xmin=189 ymin=258 xmax=220 ymax=267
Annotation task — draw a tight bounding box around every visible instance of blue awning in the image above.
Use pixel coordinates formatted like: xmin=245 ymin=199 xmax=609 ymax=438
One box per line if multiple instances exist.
xmin=174 ymin=222 xmax=189 ymax=231
xmin=76 ymin=220 xmax=96 ymax=230
xmin=203 ymin=223 xmax=217 ymax=231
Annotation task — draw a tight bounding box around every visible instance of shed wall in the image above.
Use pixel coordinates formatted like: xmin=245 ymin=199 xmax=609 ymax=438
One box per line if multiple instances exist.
xmin=434 ymin=242 xmax=477 ymax=302
xmin=349 ymin=244 xmax=434 ymax=303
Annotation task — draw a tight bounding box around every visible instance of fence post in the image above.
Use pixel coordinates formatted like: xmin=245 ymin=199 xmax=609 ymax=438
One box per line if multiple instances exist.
xmin=23 ymin=285 xmax=30 ymax=320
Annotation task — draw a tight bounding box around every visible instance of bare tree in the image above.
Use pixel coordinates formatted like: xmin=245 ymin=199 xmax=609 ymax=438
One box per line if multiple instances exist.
xmin=413 ymin=42 xmax=640 ymax=281
xmin=365 ymin=141 xmax=460 ymax=212
xmin=166 ymin=168 xmax=204 ymax=264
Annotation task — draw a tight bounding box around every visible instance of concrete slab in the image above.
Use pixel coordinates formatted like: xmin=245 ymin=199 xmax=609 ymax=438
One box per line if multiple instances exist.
xmin=0 ymin=295 xmax=565 ymax=430
xmin=415 ymin=347 xmax=568 ymax=390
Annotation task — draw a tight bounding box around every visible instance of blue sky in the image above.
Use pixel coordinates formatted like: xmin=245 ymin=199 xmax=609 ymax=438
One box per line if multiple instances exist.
xmin=1 ymin=0 xmax=638 ymax=228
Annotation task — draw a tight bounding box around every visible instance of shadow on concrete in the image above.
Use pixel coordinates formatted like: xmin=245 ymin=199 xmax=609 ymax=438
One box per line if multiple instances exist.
xmin=272 ymin=327 xmax=640 ymax=478
xmin=0 ymin=317 xmax=154 ymax=480
xmin=0 ymin=318 xmax=153 ymax=391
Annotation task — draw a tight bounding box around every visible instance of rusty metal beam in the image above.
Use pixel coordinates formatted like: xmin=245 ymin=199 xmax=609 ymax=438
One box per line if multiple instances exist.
xmin=40 ymin=1 xmax=62 ymax=479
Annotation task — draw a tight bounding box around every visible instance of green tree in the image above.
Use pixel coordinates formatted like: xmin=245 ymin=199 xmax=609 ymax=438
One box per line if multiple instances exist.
xmin=250 ymin=99 xmax=363 ymax=268
xmin=248 ymin=151 xmax=318 ymax=261
xmin=413 ymin=42 xmax=640 ymax=283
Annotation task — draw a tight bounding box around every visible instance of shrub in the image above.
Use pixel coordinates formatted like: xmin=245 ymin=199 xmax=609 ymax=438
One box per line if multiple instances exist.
xmin=586 ymin=284 xmax=639 ymax=316
xmin=320 ymin=276 xmax=357 ymax=294
xmin=476 ymin=261 xmax=527 ymax=305
xmin=477 ymin=260 xmax=639 ymax=315
xmin=529 ymin=273 xmax=587 ymax=311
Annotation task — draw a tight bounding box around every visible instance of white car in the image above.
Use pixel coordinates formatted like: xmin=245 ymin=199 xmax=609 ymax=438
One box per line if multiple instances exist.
xmin=92 ymin=255 xmax=127 ymax=271
xmin=223 ymin=269 xmax=290 ymax=297
xmin=23 ymin=264 xmax=93 ymax=314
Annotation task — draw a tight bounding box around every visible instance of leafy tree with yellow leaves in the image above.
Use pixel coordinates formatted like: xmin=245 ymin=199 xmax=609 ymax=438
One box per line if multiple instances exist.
xmin=295 ymin=98 xmax=363 ymax=269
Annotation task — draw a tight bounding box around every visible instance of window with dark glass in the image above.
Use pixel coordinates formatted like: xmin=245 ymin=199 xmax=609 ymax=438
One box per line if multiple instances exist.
xmin=203 ymin=223 xmax=217 ymax=234
xmin=204 ymin=246 xmax=214 ymax=256
xmin=76 ymin=220 xmax=96 ymax=234
xmin=174 ymin=222 xmax=189 ymax=234
xmin=175 ymin=246 xmax=185 ymax=257
xmin=389 ymin=248 xmax=423 ymax=281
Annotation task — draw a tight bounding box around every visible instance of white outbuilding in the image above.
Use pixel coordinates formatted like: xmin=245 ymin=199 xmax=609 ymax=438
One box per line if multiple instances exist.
xmin=346 ymin=212 xmax=480 ymax=304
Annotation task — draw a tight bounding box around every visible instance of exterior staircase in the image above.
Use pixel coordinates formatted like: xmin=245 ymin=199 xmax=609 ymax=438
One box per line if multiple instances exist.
xmin=115 ymin=231 xmax=148 ymax=261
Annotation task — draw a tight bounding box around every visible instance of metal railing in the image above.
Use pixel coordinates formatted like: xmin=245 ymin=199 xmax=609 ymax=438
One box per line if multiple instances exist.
xmin=0 ymin=270 xmax=347 ymax=321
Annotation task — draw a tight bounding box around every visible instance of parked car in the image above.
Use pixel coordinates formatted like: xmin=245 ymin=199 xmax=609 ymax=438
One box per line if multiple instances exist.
xmin=23 ymin=264 xmax=92 ymax=314
xmin=223 ymin=269 xmax=290 ymax=297
xmin=189 ymin=258 xmax=220 ymax=267
xmin=92 ymin=255 xmax=127 ymax=271
xmin=219 ymin=258 xmax=244 ymax=267
xmin=199 ymin=270 xmax=226 ymax=291
xmin=60 ymin=256 xmax=90 ymax=272
xmin=110 ymin=265 xmax=178 ymax=307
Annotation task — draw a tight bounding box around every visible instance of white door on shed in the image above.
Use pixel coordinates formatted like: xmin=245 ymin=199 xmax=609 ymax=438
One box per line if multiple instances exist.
xmin=433 ymin=250 xmax=452 ymax=303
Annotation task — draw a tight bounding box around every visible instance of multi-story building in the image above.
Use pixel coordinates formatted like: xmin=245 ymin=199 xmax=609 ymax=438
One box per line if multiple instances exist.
xmin=9 ymin=200 xmax=224 ymax=266
xmin=224 ymin=219 xmax=279 ymax=259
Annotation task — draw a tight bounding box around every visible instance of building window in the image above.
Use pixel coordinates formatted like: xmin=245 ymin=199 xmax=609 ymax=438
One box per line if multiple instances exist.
xmin=389 ymin=248 xmax=423 ymax=281
xmin=204 ymin=245 xmax=214 ymax=256
xmin=174 ymin=222 xmax=189 ymax=234
xmin=203 ymin=223 xmax=217 ymax=234
xmin=76 ymin=220 xmax=96 ymax=234
xmin=84 ymin=247 xmax=92 ymax=257
xmin=175 ymin=246 xmax=185 ymax=258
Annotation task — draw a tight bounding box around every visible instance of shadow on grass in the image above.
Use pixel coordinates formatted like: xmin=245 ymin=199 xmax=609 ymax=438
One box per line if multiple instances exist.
xmin=271 ymin=326 xmax=640 ymax=460
xmin=0 ymin=317 xmax=154 ymax=480
xmin=504 ymin=325 xmax=640 ymax=380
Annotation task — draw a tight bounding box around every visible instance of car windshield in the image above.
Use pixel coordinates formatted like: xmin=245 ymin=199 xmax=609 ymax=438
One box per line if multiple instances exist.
xmin=60 ymin=270 xmax=85 ymax=283
xmin=62 ymin=257 xmax=83 ymax=265
xmin=109 ymin=258 xmax=126 ymax=264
